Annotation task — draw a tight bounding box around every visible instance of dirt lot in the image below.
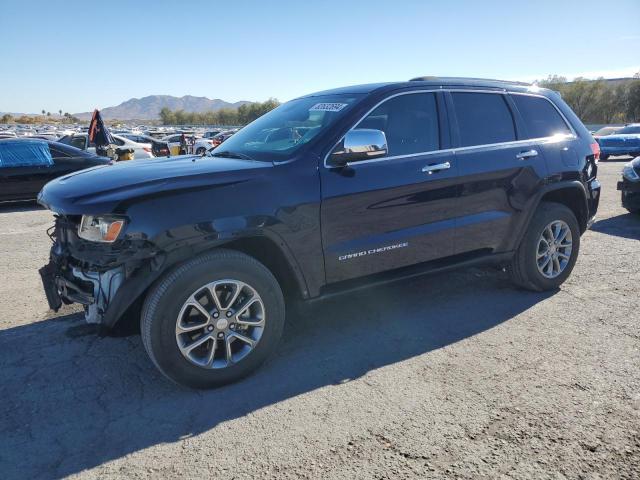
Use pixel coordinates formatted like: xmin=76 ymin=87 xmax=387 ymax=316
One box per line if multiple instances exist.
xmin=0 ymin=160 xmax=638 ymax=479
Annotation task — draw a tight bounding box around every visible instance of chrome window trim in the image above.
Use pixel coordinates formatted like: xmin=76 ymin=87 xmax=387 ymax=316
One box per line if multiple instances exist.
xmin=323 ymin=89 xmax=577 ymax=169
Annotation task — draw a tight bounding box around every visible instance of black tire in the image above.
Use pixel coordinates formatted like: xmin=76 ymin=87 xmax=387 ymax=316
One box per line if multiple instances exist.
xmin=141 ymin=249 xmax=285 ymax=389
xmin=622 ymin=192 xmax=640 ymax=214
xmin=508 ymin=202 xmax=580 ymax=292
xmin=196 ymin=147 xmax=206 ymax=155
xmin=600 ymin=154 xmax=608 ymax=161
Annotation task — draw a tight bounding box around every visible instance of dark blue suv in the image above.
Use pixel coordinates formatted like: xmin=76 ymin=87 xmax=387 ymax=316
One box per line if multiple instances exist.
xmin=38 ymin=77 xmax=601 ymax=388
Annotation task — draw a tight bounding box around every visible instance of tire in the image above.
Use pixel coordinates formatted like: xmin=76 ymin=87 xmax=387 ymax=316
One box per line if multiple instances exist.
xmin=141 ymin=249 xmax=285 ymax=389
xmin=600 ymin=154 xmax=609 ymax=161
xmin=196 ymin=147 xmax=206 ymax=155
xmin=622 ymin=192 xmax=640 ymax=214
xmin=508 ymin=202 xmax=580 ymax=292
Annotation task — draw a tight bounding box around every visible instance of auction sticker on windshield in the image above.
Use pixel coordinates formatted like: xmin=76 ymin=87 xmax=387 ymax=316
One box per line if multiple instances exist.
xmin=309 ymin=103 xmax=348 ymax=112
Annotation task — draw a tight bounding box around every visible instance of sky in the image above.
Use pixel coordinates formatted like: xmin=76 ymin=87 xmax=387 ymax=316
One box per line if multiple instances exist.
xmin=1 ymin=0 xmax=638 ymax=114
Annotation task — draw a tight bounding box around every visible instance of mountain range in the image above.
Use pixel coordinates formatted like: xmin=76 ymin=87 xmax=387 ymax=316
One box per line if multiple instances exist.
xmin=73 ymin=95 xmax=251 ymax=120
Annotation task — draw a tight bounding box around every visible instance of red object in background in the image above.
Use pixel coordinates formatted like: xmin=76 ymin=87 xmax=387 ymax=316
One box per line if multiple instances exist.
xmin=590 ymin=142 xmax=601 ymax=162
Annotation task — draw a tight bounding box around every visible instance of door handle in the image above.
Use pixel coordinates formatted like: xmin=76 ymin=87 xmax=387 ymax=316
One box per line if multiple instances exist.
xmin=422 ymin=161 xmax=451 ymax=174
xmin=516 ymin=149 xmax=538 ymax=160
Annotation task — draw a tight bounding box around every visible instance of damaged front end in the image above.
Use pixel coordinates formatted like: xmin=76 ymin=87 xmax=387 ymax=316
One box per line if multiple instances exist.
xmin=39 ymin=215 xmax=161 ymax=326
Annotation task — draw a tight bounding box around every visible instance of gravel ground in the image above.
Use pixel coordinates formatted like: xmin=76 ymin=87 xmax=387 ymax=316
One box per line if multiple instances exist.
xmin=0 ymin=160 xmax=638 ymax=479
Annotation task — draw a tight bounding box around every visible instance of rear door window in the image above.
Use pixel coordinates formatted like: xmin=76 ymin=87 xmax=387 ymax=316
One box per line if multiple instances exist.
xmin=451 ymin=93 xmax=516 ymax=147
xmin=512 ymin=94 xmax=571 ymax=139
xmin=355 ymin=92 xmax=439 ymax=157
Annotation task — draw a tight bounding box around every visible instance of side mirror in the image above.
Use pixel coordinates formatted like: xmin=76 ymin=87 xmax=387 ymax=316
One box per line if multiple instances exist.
xmin=328 ymin=129 xmax=387 ymax=167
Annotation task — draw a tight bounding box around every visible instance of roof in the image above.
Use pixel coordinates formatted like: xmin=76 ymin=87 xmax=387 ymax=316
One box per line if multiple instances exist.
xmin=302 ymin=77 xmax=538 ymax=98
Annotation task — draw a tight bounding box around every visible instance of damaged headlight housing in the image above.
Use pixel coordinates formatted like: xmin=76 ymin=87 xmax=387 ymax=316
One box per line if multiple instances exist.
xmin=78 ymin=215 xmax=126 ymax=243
xmin=622 ymin=162 xmax=640 ymax=182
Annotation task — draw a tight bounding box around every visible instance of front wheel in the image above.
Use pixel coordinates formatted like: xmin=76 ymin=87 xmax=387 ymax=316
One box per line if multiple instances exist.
xmin=141 ymin=250 xmax=285 ymax=389
xmin=508 ymin=202 xmax=580 ymax=291
xmin=600 ymin=154 xmax=609 ymax=161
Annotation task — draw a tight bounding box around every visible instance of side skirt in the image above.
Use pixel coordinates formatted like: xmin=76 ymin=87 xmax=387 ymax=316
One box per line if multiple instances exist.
xmin=308 ymin=250 xmax=514 ymax=303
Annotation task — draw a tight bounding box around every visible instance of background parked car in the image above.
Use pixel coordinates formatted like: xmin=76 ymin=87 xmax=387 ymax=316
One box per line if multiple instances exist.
xmin=211 ymin=129 xmax=237 ymax=147
xmin=593 ymin=125 xmax=624 ymax=138
xmin=596 ymin=124 xmax=640 ymax=160
xmin=162 ymin=134 xmax=214 ymax=155
xmin=120 ymin=133 xmax=170 ymax=157
xmin=202 ymin=130 xmax=222 ymax=139
xmin=57 ymin=133 xmax=154 ymax=159
xmin=0 ymin=139 xmax=110 ymax=202
xmin=617 ymin=156 xmax=640 ymax=213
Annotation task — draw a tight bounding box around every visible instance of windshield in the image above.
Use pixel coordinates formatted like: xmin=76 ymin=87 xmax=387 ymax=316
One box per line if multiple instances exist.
xmin=595 ymin=127 xmax=620 ymax=136
xmin=616 ymin=125 xmax=640 ymax=135
xmin=209 ymin=94 xmax=362 ymax=161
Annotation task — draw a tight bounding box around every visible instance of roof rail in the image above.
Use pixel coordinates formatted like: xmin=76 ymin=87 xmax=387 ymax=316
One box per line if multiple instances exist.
xmin=409 ymin=76 xmax=531 ymax=86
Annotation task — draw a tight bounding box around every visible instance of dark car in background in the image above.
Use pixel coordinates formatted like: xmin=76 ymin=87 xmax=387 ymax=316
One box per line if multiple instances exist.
xmin=211 ymin=129 xmax=237 ymax=147
xmin=597 ymin=124 xmax=640 ymax=160
xmin=0 ymin=139 xmax=110 ymax=203
xmin=120 ymin=133 xmax=171 ymax=157
xmin=203 ymin=130 xmax=222 ymax=139
xmin=617 ymin=156 xmax=640 ymax=213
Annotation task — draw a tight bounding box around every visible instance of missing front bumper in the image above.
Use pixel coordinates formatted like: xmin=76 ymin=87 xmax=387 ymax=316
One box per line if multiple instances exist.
xmin=40 ymin=259 xmax=125 ymax=324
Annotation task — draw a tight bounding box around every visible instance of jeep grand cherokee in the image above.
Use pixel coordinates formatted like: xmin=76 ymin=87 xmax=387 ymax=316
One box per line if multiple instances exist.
xmin=38 ymin=78 xmax=601 ymax=388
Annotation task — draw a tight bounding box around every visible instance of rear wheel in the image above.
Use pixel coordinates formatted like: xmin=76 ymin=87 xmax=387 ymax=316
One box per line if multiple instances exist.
xmin=508 ymin=202 xmax=580 ymax=291
xmin=600 ymin=154 xmax=609 ymax=161
xmin=141 ymin=250 xmax=285 ymax=389
xmin=196 ymin=147 xmax=206 ymax=155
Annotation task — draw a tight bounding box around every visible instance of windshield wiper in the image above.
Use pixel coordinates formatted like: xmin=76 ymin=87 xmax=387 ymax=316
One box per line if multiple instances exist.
xmin=210 ymin=150 xmax=253 ymax=160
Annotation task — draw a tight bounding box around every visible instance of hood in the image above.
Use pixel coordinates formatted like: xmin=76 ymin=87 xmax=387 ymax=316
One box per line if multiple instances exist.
xmin=38 ymin=154 xmax=272 ymax=215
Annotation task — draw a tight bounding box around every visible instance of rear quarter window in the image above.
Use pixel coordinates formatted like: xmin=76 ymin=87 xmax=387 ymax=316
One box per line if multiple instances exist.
xmin=512 ymin=95 xmax=571 ymax=139
xmin=451 ymin=93 xmax=516 ymax=147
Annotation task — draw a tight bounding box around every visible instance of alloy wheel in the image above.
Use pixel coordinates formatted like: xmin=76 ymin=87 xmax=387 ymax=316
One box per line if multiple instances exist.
xmin=175 ymin=279 xmax=265 ymax=369
xmin=536 ymin=220 xmax=573 ymax=279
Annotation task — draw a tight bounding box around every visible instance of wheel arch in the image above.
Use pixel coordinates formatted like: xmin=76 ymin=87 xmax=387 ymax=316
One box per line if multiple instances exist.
xmin=538 ymin=184 xmax=589 ymax=233
xmin=105 ymin=232 xmax=309 ymax=330
xmin=508 ymin=180 xmax=589 ymax=252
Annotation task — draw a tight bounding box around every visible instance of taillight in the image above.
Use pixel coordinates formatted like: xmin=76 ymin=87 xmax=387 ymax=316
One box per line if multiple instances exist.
xmin=590 ymin=142 xmax=600 ymax=163
xmin=143 ymin=147 xmax=152 ymax=153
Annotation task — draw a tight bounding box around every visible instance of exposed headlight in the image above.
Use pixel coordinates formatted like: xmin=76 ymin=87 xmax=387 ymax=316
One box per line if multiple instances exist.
xmin=78 ymin=215 xmax=126 ymax=243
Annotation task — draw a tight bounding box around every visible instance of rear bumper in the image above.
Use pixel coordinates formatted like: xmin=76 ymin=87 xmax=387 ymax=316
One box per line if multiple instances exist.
xmin=587 ymin=178 xmax=601 ymax=226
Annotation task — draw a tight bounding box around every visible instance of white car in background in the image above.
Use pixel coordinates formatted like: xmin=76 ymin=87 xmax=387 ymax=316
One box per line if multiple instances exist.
xmin=162 ymin=134 xmax=215 ymax=155
xmin=57 ymin=133 xmax=154 ymax=159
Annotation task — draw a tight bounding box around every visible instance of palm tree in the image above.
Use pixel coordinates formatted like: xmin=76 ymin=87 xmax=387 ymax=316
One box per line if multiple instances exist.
xmin=58 ymin=109 xmax=62 ymax=117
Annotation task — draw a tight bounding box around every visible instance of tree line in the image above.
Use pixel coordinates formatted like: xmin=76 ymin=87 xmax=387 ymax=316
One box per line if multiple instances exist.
xmin=4 ymin=75 xmax=640 ymax=127
xmin=0 ymin=112 xmax=80 ymax=124
xmin=537 ymin=73 xmax=640 ymax=124
xmin=159 ymin=98 xmax=280 ymax=126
